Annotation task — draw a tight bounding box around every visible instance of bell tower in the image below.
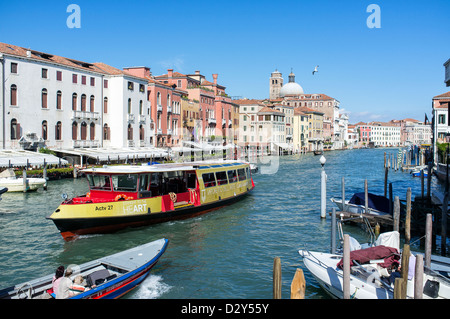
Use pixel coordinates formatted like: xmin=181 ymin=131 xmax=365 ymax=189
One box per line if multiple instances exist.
xmin=269 ymin=69 xmax=283 ymax=99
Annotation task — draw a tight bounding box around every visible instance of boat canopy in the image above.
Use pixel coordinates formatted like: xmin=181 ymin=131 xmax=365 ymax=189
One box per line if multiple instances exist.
xmin=349 ymin=192 xmax=390 ymax=214
xmin=0 ymin=149 xmax=68 ymax=167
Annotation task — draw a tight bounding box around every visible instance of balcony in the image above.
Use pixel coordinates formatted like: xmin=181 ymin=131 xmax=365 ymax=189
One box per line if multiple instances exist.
xmin=208 ymin=118 xmax=216 ymax=125
xmin=167 ymin=129 xmax=173 ymax=136
xmin=167 ymin=105 xmax=172 ymax=113
xmin=72 ymin=111 xmax=100 ymax=121
xmin=157 ymin=104 xmax=163 ymax=112
xmin=139 ymin=114 xmax=146 ymax=124
xmin=127 ymin=140 xmax=135 ymax=147
xmin=127 ymin=113 xmax=135 ymax=123
xmin=72 ymin=140 xmax=99 ymax=148
xmin=157 ymin=128 xmax=162 ymax=135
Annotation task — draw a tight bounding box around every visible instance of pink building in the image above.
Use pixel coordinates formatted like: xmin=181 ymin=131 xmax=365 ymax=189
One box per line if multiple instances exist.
xmin=355 ymin=122 xmax=371 ymax=146
xmin=124 ymin=67 xmax=183 ymax=147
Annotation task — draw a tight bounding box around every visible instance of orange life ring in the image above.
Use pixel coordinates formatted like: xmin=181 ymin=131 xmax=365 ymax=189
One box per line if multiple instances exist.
xmin=115 ymin=194 xmax=127 ymax=201
xmin=169 ymin=192 xmax=177 ymax=203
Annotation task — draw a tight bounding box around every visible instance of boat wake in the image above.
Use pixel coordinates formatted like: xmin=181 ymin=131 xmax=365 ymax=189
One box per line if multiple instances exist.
xmin=134 ymin=275 xmax=172 ymax=299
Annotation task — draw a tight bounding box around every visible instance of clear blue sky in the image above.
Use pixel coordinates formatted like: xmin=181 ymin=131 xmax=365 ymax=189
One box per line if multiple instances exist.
xmin=1 ymin=0 xmax=449 ymax=123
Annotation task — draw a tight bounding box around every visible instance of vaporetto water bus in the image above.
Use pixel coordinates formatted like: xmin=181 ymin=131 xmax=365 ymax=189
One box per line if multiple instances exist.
xmin=47 ymin=161 xmax=255 ymax=240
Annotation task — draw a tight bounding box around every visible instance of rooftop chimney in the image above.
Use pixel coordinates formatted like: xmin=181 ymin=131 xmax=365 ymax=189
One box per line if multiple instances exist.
xmin=212 ymin=74 xmax=218 ymax=85
xmin=195 ymin=70 xmax=200 ymax=75
xmin=168 ymin=69 xmax=173 ymax=78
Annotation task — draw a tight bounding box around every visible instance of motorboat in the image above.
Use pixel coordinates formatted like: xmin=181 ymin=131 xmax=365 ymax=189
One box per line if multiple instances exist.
xmin=299 ymin=230 xmax=450 ymax=299
xmin=330 ymin=192 xmax=391 ymax=216
xmin=0 ymin=168 xmax=46 ymax=192
xmin=48 ymin=161 xmax=255 ymax=240
xmin=0 ymin=238 xmax=169 ymax=299
xmin=0 ymin=187 xmax=7 ymax=201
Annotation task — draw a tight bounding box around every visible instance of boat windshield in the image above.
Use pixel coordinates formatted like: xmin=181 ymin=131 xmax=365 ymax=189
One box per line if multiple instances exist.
xmin=87 ymin=174 xmax=112 ymax=191
xmin=112 ymin=174 xmax=138 ymax=192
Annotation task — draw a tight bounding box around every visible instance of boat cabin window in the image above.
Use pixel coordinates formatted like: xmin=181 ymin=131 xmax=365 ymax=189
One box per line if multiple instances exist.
xmin=215 ymin=171 xmax=228 ymax=185
xmin=227 ymin=170 xmax=237 ymax=183
xmin=246 ymin=167 xmax=251 ymax=179
xmin=87 ymin=174 xmax=111 ymax=190
xmin=202 ymin=172 xmax=216 ymax=188
xmin=139 ymin=174 xmax=150 ymax=191
xmin=186 ymin=172 xmax=197 ymax=189
xmin=238 ymin=168 xmax=246 ymax=181
xmin=112 ymin=174 xmax=138 ymax=192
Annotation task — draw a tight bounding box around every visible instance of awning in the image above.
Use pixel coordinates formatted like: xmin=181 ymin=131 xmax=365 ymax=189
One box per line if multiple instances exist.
xmin=272 ymin=142 xmax=292 ymax=149
xmin=57 ymin=147 xmax=169 ymax=162
xmin=0 ymin=149 xmax=69 ymax=167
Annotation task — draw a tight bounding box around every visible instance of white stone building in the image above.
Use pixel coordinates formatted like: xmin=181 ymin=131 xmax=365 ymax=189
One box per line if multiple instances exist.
xmin=369 ymin=122 xmax=401 ymax=147
xmin=0 ymin=42 xmax=150 ymax=151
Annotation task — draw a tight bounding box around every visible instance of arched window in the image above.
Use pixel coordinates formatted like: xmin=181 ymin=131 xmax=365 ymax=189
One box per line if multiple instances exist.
xmin=157 ymin=92 xmax=161 ymax=105
xmin=90 ymin=95 xmax=95 ymax=112
xmin=80 ymin=122 xmax=87 ymax=140
xmin=72 ymin=93 xmax=77 ymax=111
xmin=127 ymin=124 xmax=133 ymax=140
xmin=72 ymin=122 xmax=78 ymax=140
xmin=56 ymin=91 xmax=62 ymax=110
xmin=90 ymin=122 xmax=95 ymax=140
xmin=103 ymin=124 xmax=110 ymax=140
xmin=81 ymin=94 xmax=86 ymax=111
xmin=42 ymin=120 xmax=48 ymax=140
xmin=128 ymin=98 xmax=132 ymax=114
xmin=10 ymin=84 xmax=17 ymax=106
xmin=10 ymin=118 xmax=20 ymax=140
xmin=42 ymin=88 xmax=48 ymax=108
xmin=139 ymin=124 xmax=144 ymax=141
xmin=167 ymin=94 xmax=171 ymax=108
xmin=55 ymin=121 xmax=62 ymax=140
xmin=103 ymin=97 xmax=108 ymax=113
xmin=139 ymin=100 xmax=143 ymax=115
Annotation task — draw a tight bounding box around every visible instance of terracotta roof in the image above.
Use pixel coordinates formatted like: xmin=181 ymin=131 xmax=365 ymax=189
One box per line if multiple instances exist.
xmin=155 ymin=71 xmax=188 ymax=79
xmin=297 ymin=106 xmax=324 ymax=115
xmin=258 ymin=106 xmax=284 ymax=115
xmin=294 ymin=108 xmax=307 ymax=116
xmin=233 ymin=99 xmax=265 ymax=105
xmin=0 ymin=42 xmax=108 ymax=74
xmin=433 ymin=91 xmax=450 ymax=99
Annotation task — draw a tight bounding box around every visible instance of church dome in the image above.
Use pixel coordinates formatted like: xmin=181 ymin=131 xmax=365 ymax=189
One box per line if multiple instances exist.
xmin=279 ymin=71 xmax=304 ymax=97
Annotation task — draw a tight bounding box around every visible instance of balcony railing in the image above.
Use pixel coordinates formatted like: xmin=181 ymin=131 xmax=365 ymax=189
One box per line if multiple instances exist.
xmin=139 ymin=114 xmax=146 ymax=124
xmin=157 ymin=128 xmax=162 ymax=135
xmin=157 ymin=104 xmax=163 ymax=112
xmin=167 ymin=129 xmax=173 ymax=136
xmin=167 ymin=105 xmax=172 ymax=113
xmin=72 ymin=111 xmax=100 ymax=121
xmin=127 ymin=113 xmax=135 ymax=123
xmin=72 ymin=140 xmax=99 ymax=148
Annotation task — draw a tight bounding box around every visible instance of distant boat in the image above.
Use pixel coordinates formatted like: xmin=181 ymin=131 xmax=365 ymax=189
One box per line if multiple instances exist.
xmin=314 ymin=150 xmax=323 ymax=156
xmin=0 ymin=187 xmax=7 ymax=201
xmin=0 ymin=168 xmax=46 ymax=192
xmin=331 ymin=192 xmax=391 ymax=216
xmin=0 ymin=238 xmax=169 ymax=299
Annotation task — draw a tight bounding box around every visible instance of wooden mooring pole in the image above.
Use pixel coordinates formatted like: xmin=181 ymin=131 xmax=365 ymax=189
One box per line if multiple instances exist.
xmin=273 ymin=257 xmax=282 ymax=299
xmin=290 ymin=268 xmax=306 ymax=299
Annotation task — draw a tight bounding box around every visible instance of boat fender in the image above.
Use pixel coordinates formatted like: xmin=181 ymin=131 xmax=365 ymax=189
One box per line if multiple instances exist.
xmin=115 ymin=194 xmax=127 ymax=201
xmin=86 ymin=192 xmax=90 ymax=198
xmin=169 ymin=192 xmax=177 ymax=203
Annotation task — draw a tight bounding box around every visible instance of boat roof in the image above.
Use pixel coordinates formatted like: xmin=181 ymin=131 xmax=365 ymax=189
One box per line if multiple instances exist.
xmin=82 ymin=160 xmax=249 ymax=174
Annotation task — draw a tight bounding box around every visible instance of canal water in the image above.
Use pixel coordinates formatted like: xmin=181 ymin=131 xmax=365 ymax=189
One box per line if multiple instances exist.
xmin=0 ymin=148 xmax=446 ymax=299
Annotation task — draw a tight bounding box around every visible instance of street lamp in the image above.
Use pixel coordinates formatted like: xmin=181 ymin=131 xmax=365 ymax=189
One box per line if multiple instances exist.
xmin=320 ymin=155 xmax=327 ymax=218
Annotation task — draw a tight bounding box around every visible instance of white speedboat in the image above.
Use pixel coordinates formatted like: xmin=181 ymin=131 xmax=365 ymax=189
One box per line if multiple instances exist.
xmin=331 ymin=192 xmax=391 ymax=216
xmin=0 ymin=168 xmax=46 ymax=192
xmin=299 ymin=232 xmax=450 ymax=299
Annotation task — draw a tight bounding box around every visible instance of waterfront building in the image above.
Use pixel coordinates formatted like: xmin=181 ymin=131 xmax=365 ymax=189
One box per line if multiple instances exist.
xmin=273 ymin=104 xmax=294 ymax=151
xmin=334 ymin=113 xmax=349 ymax=150
xmin=346 ymin=125 xmax=359 ymax=149
xmin=403 ymin=120 xmax=431 ymax=146
xmin=297 ymin=106 xmax=324 ymax=152
xmin=432 ymin=91 xmax=450 ymax=163
xmin=235 ymin=99 xmax=287 ymax=156
xmin=155 ymin=70 xmax=237 ymax=145
xmin=368 ymin=121 xmax=401 ymax=147
xmin=0 ymin=42 xmax=149 ymax=151
xmin=293 ymin=108 xmax=310 ymax=153
xmin=355 ymin=122 xmax=371 ymax=147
